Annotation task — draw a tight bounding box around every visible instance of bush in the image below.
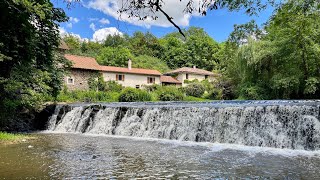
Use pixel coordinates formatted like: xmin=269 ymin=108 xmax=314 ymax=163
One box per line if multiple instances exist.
xmin=203 ymin=89 xmax=222 ymax=100
xmin=155 ymin=86 xmax=184 ymax=101
xmin=88 ymin=73 xmax=106 ymax=91
xmin=56 ymin=90 xmax=119 ymax=102
xmin=184 ymin=83 xmax=205 ymax=97
xmin=143 ymin=84 xmax=161 ymax=92
xmin=118 ymin=88 xmax=152 ymax=102
xmin=105 ymin=81 xmax=123 ymax=92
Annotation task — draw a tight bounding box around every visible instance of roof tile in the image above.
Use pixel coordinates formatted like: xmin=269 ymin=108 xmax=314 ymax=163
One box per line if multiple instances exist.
xmin=160 ymin=76 xmax=182 ymax=84
xmin=64 ymin=54 xmax=100 ymax=71
xmin=165 ymin=67 xmax=218 ymax=76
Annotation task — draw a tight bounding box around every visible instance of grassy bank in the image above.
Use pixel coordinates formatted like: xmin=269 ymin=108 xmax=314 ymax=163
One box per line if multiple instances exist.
xmin=0 ymin=132 xmax=31 ymax=144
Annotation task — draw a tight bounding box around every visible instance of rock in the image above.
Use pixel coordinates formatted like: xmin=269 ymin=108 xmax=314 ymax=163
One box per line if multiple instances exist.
xmin=27 ymin=145 xmax=33 ymax=148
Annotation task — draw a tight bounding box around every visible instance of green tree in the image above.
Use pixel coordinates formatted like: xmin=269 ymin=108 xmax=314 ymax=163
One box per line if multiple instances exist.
xmin=0 ymin=0 xmax=67 ymax=121
xmin=133 ymin=55 xmax=170 ymax=73
xmin=97 ymin=47 xmax=134 ymax=67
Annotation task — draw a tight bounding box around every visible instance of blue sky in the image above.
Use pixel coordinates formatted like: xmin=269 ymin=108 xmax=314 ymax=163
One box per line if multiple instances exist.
xmin=53 ymin=0 xmax=274 ymax=42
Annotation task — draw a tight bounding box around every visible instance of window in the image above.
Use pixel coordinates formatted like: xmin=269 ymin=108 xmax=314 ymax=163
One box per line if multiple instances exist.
xmin=147 ymin=77 xmax=155 ymax=84
xmin=205 ymin=75 xmax=209 ymax=79
xmin=67 ymin=77 xmax=74 ymax=84
xmin=116 ymin=74 xmax=125 ymax=81
xmin=136 ymin=85 xmax=140 ymax=89
xmin=186 ymin=74 xmax=189 ymax=80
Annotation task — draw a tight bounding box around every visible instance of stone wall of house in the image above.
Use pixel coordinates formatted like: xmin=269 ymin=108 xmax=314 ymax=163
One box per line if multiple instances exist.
xmin=64 ymin=69 xmax=97 ymax=91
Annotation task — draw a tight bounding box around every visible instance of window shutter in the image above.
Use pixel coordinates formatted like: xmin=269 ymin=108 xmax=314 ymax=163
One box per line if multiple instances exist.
xmin=147 ymin=77 xmax=150 ymax=83
xmin=116 ymin=74 xmax=118 ymax=81
xmin=123 ymin=75 xmax=125 ymax=81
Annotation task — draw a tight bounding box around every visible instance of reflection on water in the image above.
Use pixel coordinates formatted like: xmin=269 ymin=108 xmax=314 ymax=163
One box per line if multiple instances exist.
xmin=1 ymin=133 xmax=320 ymax=179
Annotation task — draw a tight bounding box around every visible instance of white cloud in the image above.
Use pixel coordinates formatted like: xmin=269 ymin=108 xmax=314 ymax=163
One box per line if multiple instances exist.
xmin=92 ymin=27 xmax=123 ymax=42
xmin=59 ymin=27 xmax=67 ymax=36
xmin=69 ymin=17 xmax=80 ymax=23
xmin=88 ymin=17 xmax=99 ymax=21
xmin=86 ymin=0 xmax=201 ymax=28
xmin=89 ymin=23 xmax=96 ymax=31
xmin=66 ymin=22 xmax=73 ymax=28
xmin=99 ymin=18 xmax=110 ymax=24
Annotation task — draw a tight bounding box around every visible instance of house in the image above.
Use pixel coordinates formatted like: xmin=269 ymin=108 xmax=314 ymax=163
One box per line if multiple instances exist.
xmin=64 ymin=54 xmax=101 ymax=90
xmin=99 ymin=59 xmax=162 ymax=89
xmin=165 ymin=66 xmax=219 ymax=87
xmin=64 ymin=54 xmax=218 ymax=90
xmin=160 ymin=76 xmax=182 ymax=86
xmin=64 ymin=54 xmax=166 ymax=90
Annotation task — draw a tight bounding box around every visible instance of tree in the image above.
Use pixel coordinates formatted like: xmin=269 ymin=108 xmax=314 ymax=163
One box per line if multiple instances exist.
xmin=0 ymin=0 xmax=67 ymax=122
xmin=133 ymin=55 xmax=170 ymax=73
xmin=223 ymin=0 xmax=320 ymax=99
xmin=97 ymin=47 xmax=134 ymax=67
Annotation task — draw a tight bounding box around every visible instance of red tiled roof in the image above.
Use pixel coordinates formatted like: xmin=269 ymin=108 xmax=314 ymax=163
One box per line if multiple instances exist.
xmin=99 ymin=66 xmax=162 ymax=76
xmin=64 ymin=54 xmax=100 ymax=71
xmin=165 ymin=67 xmax=218 ymax=76
xmin=160 ymin=76 xmax=182 ymax=84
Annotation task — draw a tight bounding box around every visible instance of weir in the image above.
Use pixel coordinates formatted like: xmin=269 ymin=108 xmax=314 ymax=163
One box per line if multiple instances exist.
xmin=47 ymin=101 xmax=320 ymax=150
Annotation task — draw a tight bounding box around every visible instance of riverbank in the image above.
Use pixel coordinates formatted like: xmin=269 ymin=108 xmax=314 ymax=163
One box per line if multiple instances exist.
xmin=0 ymin=132 xmax=34 ymax=145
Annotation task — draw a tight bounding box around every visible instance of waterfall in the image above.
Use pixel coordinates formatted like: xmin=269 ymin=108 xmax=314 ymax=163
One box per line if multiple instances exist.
xmin=47 ymin=101 xmax=320 ymax=150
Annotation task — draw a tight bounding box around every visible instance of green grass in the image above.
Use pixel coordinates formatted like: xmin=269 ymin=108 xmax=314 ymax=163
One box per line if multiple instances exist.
xmin=0 ymin=132 xmax=27 ymax=141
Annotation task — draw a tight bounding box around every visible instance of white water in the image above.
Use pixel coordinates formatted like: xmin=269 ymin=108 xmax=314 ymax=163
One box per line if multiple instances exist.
xmin=47 ymin=101 xmax=320 ymax=150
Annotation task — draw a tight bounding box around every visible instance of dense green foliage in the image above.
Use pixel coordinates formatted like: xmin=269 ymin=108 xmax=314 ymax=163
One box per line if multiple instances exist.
xmin=223 ymin=0 xmax=320 ymax=99
xmin=184 ymin=83 xmax=206 ymax=98
xmin=0 ymin=0 xmax=68 ymax=125
xmin=118 ymin=88 xmax=152 ymax=102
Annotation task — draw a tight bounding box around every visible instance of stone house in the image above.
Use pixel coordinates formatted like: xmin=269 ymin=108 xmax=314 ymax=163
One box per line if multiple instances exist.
xmin=64 ymin=54 xmax=100 ymax=91
xmin=164 ymin=66 xmax=219 ymax=87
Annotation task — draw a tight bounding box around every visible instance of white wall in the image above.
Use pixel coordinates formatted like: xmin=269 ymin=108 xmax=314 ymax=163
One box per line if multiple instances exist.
xmin=102 ymin=72 xmax=161 ymax=88
xmin=177 ymin=73 xmax=216 ymax=87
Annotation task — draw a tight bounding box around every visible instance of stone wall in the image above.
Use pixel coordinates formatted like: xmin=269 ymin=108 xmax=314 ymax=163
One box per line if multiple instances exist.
xmin=64 ymin=69 xmax=97 ymax=91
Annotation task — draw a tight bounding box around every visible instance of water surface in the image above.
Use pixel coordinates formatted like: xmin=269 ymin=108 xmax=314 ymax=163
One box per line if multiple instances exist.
xmin=1 ymin=133 xmax=320 ymax=179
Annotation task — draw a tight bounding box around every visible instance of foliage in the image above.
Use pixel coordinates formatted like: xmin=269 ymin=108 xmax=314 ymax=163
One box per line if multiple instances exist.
xmin=221 ymin=0 xmax=320 ymax=100
xmin=133 ymin=55 xmax=170 ymax=73
xmin=155 ymin=86 xmax=184 ymax=101
xmin=118 ymin=88 xmax=152 ymax=102
xmin=0 ymin=0 xmax=67 ymax=124
xmin=88 ymin=73 xmax=106 ymax=91
xmin=105 ymin=81 xmax=123 ymax=92
xmin=97 ymin=46 xmax=133 ymax=67
xmin=184 ymin=83 xmax=206 ymax=98
xmin=57 ymin=90 xmax=119 ymax=102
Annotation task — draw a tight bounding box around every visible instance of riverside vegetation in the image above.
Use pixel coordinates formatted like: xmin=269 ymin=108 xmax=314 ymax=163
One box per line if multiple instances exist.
xmin=0 ymin=0 xmax=319 ymax=129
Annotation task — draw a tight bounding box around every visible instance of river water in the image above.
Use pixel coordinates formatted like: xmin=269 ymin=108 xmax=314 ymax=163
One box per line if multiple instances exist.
xmin=1 ymin=133 xmax=320 ymax=179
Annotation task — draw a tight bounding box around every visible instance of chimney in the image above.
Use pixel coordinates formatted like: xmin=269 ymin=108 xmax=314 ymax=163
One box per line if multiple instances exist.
xmin=193 ymin=65 xmax=196 ymax=69
xmin=128 ymin=59 xmax=132 ymax=70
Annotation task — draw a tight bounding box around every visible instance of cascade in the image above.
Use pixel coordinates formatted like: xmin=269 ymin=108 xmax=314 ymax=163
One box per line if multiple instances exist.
xmin=47 ymin=101 xmax=320 ymax=150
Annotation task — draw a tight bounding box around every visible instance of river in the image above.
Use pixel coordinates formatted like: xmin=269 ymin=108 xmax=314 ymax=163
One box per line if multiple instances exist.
xmin=1 ymin=133 xmax=320 ymax=179
xmin=1 ymin=100 xmax=320 ymax=179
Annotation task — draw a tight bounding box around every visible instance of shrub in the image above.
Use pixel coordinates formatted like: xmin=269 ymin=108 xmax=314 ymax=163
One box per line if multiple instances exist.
xmin=155 ymin=86 xmax=184 ymax=101
xmin=143 ymin=84 xmax=161 ymax=92
xmin=88 ymin=73 xmax=106 ymax=91
xmin=56 ymin=90 xmax=119 ymax=102
xmin=105 ymin=80 xmax=123 ymax=92
xmin=185 ymin=83 xmax=205 ymax=97
xmin=118 ymin=88 xmax=152 ymax=102
xmin=203 ymin=89 xmax=222 ymax=100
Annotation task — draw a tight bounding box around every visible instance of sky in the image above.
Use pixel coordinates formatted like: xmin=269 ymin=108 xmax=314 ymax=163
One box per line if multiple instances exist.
xmin=52 ymin=0 xmax=274 ymax=43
